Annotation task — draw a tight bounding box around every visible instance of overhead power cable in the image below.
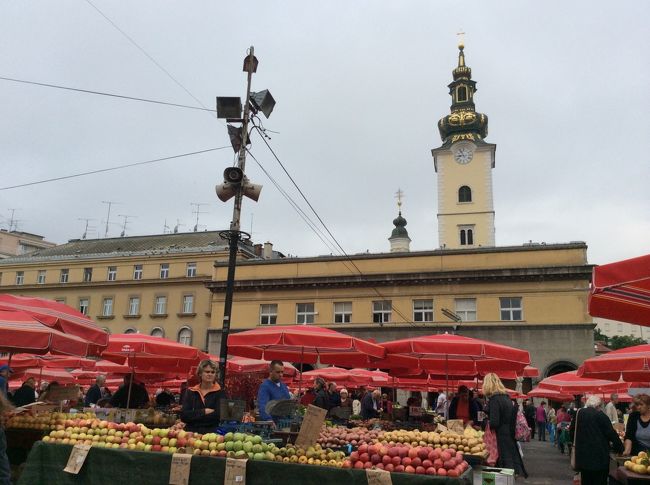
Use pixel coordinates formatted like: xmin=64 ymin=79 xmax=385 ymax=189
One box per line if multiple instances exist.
xmin=84 ymin=0 xmax=216 ymax=115
xmin=0 ymin=147 xmax=230 ymax=191
xmin=253 ymin=128 xmax=419 ymax=326
xmin=0 ymin=76 xmax=215 ymax=113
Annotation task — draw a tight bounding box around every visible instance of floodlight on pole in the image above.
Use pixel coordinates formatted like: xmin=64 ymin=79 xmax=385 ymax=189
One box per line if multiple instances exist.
xmin=215 ymin=46 xmax=273 ymax=387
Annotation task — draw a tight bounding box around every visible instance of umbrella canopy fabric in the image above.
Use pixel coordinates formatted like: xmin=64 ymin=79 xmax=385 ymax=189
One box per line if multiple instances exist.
xmin=0 ymin=294 xmax=108 ymax=347
xmin=0 ymin=354 xmax=96 ymax=370
xmin=527 ymin=387 xmax=574 ymax=401
xmin=222 ymin=356 xmax=299 ymax=377
xmin=20 ymin=367 xmax=76 ymax=385
xmin=588 ymin=254 xmax=650 ymax=326
xmin=537 ymin=371 xmax=625 ymax=394
xmin=0 ymin=310 xmax=94 ymax=356
xmin=380 ymin=334 xmax=530 ymax=376
xmin=100 ymin=334 xmax=208 ymax=372
xmin=227 ymin=326 xmax=386 ymax=366
xmin=577 ymin=344 xmax=650 ymax=382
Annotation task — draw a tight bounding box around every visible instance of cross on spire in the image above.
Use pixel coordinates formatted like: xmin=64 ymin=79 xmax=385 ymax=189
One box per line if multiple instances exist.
xmin=457 ymin=30 xmax=466 ymax=49
xmin=395 ymin=188 xmax=404 ymax=212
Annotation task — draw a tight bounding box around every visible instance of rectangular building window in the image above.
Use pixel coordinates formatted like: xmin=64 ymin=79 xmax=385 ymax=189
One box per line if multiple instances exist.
xmin=372 ymin=300 xmax=392 ymax=324
xmin=455 ymin=298 xmax=477 ymax=322
xmin=154 ymin=296 xmax=167 ymax=315
xmin=459 ymin=225 xmax=475 ymax=246
xmin=79 ymin=298 xmax=89 ymax=315
xmin=107 ymin=266 xmax=117 ymax=281
xmin=133 ymin=264 xmax=143 ymax=280
xmin=60 ymin=269 xmax=69 ymax=283
xmin=182 ymin=295 xmax=194 ymax=314
xmin=37 ymin=270 xmax=46 ymax=284
xmin=160 ymin=263 xmax=169 ymax=279
xmin=102 ymin=297 xmax=113 ymax=317
xmin=413 ymin=299 xmax=434 ymax=322
xmin=128 ymin=297 xmax=140 ymax=316
xmin=15 ymin=271 xmax=24 ymax=285
xmin=83 ymin=268 xmax=93 ymax=282
xmin=186 ymin=262 xmax=197 ymax=277
xmin=333 ymin=302 xmax=352 ymax=323
xmin=500 ymin=297 xmax=523 ymax=321
xmin=296 ymin=303 xmax=315 ymax=325
xmin=259 ymin=304 xmax=278 ymax=325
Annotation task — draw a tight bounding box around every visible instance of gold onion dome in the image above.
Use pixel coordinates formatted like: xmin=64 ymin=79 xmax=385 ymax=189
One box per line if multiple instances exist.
xmin=438 ymin=44 xmax=489 ymax=144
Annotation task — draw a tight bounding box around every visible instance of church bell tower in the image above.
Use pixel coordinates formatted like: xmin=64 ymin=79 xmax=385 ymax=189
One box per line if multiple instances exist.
xmin=431 ymin=40 xmax=496 ymax=249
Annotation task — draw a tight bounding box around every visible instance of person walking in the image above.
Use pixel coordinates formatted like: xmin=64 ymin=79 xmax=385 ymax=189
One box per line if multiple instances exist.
xmin=536 ymin=401 xmax=547 ymax=441
xmin=571 ymin=395 xmax=623 ymax=485
xmin=547 ymin=405 xmax=557 ymax=444
xmin=483 ymin=373 xmax=528 ymax=478
xmin=605 ymin=393 xmax=619 ymax=424
xmin=524 ymin=399 xmax=536 ymax=440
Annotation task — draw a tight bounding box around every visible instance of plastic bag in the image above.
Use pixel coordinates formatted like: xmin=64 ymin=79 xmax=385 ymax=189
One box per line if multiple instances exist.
xmin=484 ymin=422 xmax=499 ymax=466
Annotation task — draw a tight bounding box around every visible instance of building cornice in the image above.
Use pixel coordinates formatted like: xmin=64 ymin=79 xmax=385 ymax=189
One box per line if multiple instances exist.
xmin=2 ymin=277 xmax=212 ymax=292
xmin=206 ymin=265 xmax=593 ymax=292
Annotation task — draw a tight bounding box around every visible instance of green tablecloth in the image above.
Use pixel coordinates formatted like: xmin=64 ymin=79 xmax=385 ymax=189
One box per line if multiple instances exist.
xmin=19 ymin=442 xmax=473 ymax=485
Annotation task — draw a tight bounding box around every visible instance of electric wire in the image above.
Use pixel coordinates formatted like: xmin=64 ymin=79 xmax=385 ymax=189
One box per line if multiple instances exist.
xmin=253 ymin=128 xmax=419 ymax=326
xmin=246 ymin=149 xmax=353 ymax=265
xmin=0 ymin=147 xmax=230 ymax=191
xmin=84 ymin=0 xmax=215 ymax=115
xmin=0 ymin=76 xmax=216 ymax=113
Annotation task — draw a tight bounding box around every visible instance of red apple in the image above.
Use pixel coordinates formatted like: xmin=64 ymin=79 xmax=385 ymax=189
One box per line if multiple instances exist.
xmin=151 ymin=445 xmax=162 ymax=452
xmin=384 ymin=464 xmax=394 ymax=472
xmin=426 ymin=467 xmax=437 ymax=475
xmin=359 ymin=453 xmax=369 ymax=463
xmin=408 ymin=448 xmax=418 ymax=460
xmin=371 ymin=454 xmax=381 ymax=465
xmin=437 ymin=468 xmax=447 ymax=476
xmin=405 ymin=465 xmax=415 ymax=474
xmin=388 ymin=448 xmax=398 ymax=458
xmin=358 ymin=444 xmax=368 ymax=454
xmin=441 ymin=451 xmax=451 ymax=462
xmin=411 ymin=457 xmax=421 ymax=467
xmin=448 ymin=469 xmax=459 ymax=477
xmin=392 ymin=456 xmax=401 ymax=466
xmin=363 ymin=462 xmax=373 ymax=469
xmin=382 ymin=455 xmax=392 ymax=466
xmin=368 ymin=445 xmax=378 ymax=455
xmin=416 ymin=466 xmax=426 ymax=475
xmin=394 ymin=465 xmax=405 ymax=473
xmin=418 ymin=447 xmax=429 ymax=460
xmin=375 ymin=463 xmax=384 ymax=470
xmin=398 ymin=447 xmax=408 ymax=459
xmin=349 ymin=451 xmax=359 ymax=463
xmin=354 ymin=461 xmax=364 ymax=469
xmin=342 ymin=461 xmax=352 ymax=469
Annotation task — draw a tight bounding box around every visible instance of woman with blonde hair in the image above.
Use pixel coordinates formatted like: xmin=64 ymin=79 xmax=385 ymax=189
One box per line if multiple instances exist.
xmin=484 ymin=373 xmax=527 ymax=478
xmin=181 ymin=359 xmax=226 ymax=433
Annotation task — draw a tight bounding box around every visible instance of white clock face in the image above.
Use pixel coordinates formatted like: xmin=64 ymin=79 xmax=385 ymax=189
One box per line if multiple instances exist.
xmin=454 ymin=146 xmax=473 ymax=164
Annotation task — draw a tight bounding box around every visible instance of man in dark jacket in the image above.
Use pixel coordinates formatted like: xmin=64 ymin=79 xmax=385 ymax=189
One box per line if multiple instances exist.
xmin=570 ymin=395 xmax=623 ymax=485
xmin=11 ymin=378 xmax=36 ymax=407
xmin=84 ymin=375 xmax=106 ymax=407
xmin=361 ymin=390 xmax=380 ymax=420
xmin=109 ymin=375 xmax=149 ymax=409
xmin=523 ymin=399 xmax=536 ymax=440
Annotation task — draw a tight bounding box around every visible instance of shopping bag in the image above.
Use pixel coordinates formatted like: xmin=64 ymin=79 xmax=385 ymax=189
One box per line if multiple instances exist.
xmin=484 ymin=422 xmax=499 ymax=466
xmin=515 ymin=411 xmax=531 ymax=442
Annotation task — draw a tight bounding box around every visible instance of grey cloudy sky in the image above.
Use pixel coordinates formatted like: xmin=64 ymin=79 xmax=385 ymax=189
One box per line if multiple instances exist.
xmin=0 ymin=1 xmax=648 ymax=266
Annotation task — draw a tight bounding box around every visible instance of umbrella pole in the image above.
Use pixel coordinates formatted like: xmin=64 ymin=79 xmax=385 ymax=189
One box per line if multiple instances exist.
xmin=298 ymin=347 xmax=304 ymax=399
xmin=7 ymin=353 xmax=12 ymax=368
xmin=126 ymin=354 xmax=134 ymax=409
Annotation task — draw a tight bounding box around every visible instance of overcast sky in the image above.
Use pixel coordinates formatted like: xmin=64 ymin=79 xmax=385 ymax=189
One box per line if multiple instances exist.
xmin=0 ymin=1 xmax=648 ymax=266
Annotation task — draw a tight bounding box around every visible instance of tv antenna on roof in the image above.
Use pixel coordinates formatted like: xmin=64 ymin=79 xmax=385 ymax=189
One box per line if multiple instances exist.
xmin=78 ymin=218 xmax=96 ymax=239
xmin=173 ymin=219 xmax=185 ymax=234
xmin=118 ymin=214 xmax=136 ymax=237
xmin=190 ymin=203 xmax=209 ymax=232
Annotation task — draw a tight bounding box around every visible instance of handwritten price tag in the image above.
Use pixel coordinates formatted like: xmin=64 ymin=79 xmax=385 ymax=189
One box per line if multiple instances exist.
xmin=295 ymin=405 xmax=327 ymax=448
xmin=169 ymin=453 xmax=192 ymax=485
xmin=63 ymin=443 xmax=91 ymax=474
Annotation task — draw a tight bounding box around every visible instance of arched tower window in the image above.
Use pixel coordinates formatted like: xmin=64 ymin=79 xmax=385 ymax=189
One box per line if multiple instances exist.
xmin=458 ymin=186 xmax=472 ymax=203
xmin=178 ymin=326 xmax=192 ymax=345
xmin=459 ymin=226 xmax=474 ymax=246
xmin=151 ymin=327 xmax=164 ymax=338
xmin=456 ymin=86 xmax=468 ymax=102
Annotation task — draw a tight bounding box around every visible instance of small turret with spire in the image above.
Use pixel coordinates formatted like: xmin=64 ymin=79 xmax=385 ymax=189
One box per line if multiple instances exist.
xmin=389 ymin=188 xmax=411 ymax=253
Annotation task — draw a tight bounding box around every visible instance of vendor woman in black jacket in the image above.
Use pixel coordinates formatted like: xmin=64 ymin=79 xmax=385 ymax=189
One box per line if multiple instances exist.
xmin=181 ymin=359 xmax=226 ymax=433
xmin=624 ymin=393 xmax=650 ymax=456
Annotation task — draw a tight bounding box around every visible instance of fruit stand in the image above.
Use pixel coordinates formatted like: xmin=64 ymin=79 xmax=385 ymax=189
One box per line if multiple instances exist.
xmin=18 ymin=442 xmax=473 ymax=485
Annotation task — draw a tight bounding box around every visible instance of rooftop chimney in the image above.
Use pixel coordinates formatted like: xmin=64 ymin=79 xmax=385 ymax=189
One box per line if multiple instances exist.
xmin=263 ymin=242 xmax=273 ymax=259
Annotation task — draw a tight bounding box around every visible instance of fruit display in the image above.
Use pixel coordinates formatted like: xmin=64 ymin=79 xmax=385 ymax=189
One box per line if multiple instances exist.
xmin=377 ymin=427 xmax=486 ymax=456
xmin=317 ymin=425 xmax=381 ymax=448
xmin=272 ymin=443 xmax=347 ymax=467
xmin=343 ymin=443 xmax=469 ymax=477
xmin=625 ymin=451 xmax=650 ymax=475
xmin=7 ymin=412 xmax=96 ymax=431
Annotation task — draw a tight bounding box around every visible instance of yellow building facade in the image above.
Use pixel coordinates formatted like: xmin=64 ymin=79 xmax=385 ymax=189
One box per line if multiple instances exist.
xmin=0 ymin=231 xmax=267 ymax=350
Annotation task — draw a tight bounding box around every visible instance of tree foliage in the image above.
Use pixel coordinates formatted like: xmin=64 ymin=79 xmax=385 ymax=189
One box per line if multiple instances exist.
xmin=608 ymin=335 xmax=646 ymax=351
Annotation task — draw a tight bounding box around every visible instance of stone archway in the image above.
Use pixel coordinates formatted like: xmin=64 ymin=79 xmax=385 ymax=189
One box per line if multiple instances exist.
xmin=544 ymin=360 xmax=578 ymax=378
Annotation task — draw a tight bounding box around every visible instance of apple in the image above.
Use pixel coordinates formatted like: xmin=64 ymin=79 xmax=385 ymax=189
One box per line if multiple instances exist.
xmin=384 ymin=464 xmax=394 ymax=472
xmin=353 ymin=461 xmax=364 ymax=470
xmin=402 ymin=457 xmax=412 ymax=467
xmin=408 ymin=448 xmax=418 ymax=460
xmin=426 ymin=467 xmax=437 ymax=475
xmin=382 ymin=455 xmax=392 ymax=466
xmin=136 ymin=442 xmax=146 ymax=451
xmin=371 ymin=454 xmax=381 ymax=465
xmin=168 ymin=438 xmax=177 ymax=448
xmin=363 ymin=462 xmax=372 ymax=469
xmin=152 ymin=445 xmax=162 ymax=452
xmin=394 ymin=465 xmax=405 ymax=473
xmin=160 ymin=437 xmax=169 ymax=446
xmin=152 ymin=436 xmax=161 ymax=446
xmin=349 ymin=451 xmax=359 ymax=463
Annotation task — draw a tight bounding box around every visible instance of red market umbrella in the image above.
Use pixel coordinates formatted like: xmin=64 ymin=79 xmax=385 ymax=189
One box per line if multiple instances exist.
xmin=0 ymin=294 xmax=108 ymax=347
xmin=577 ymin=344 xmax=650 ymax=382
xmin=495 ymin=366 xmax=540 ymax=380
xmin=21 ymin=367 xmax=76 ymax=385
xmin=380 ymin=334 xmax=530 ymax=393
xmin=227 ymin=326 xmax=386 ymax=366
xmin=0 ymin=310 xmax=94 ymax=357
xmin=527 ymin=387 xmax=574 ymax=401
xmin=588 ymin=254 xmax=650 ymax=326
xmin=299 ymin=366 xmax=366 ymax=383
xmin=537 ymin=371 xmax=626 ymax=394
xmin=222 ymin=356 xmax=299 ymax=377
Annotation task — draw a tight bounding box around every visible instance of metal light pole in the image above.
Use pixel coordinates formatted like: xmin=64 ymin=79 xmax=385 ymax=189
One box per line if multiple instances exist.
xmin=215 ymin=46 xmax=273 ymax=386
